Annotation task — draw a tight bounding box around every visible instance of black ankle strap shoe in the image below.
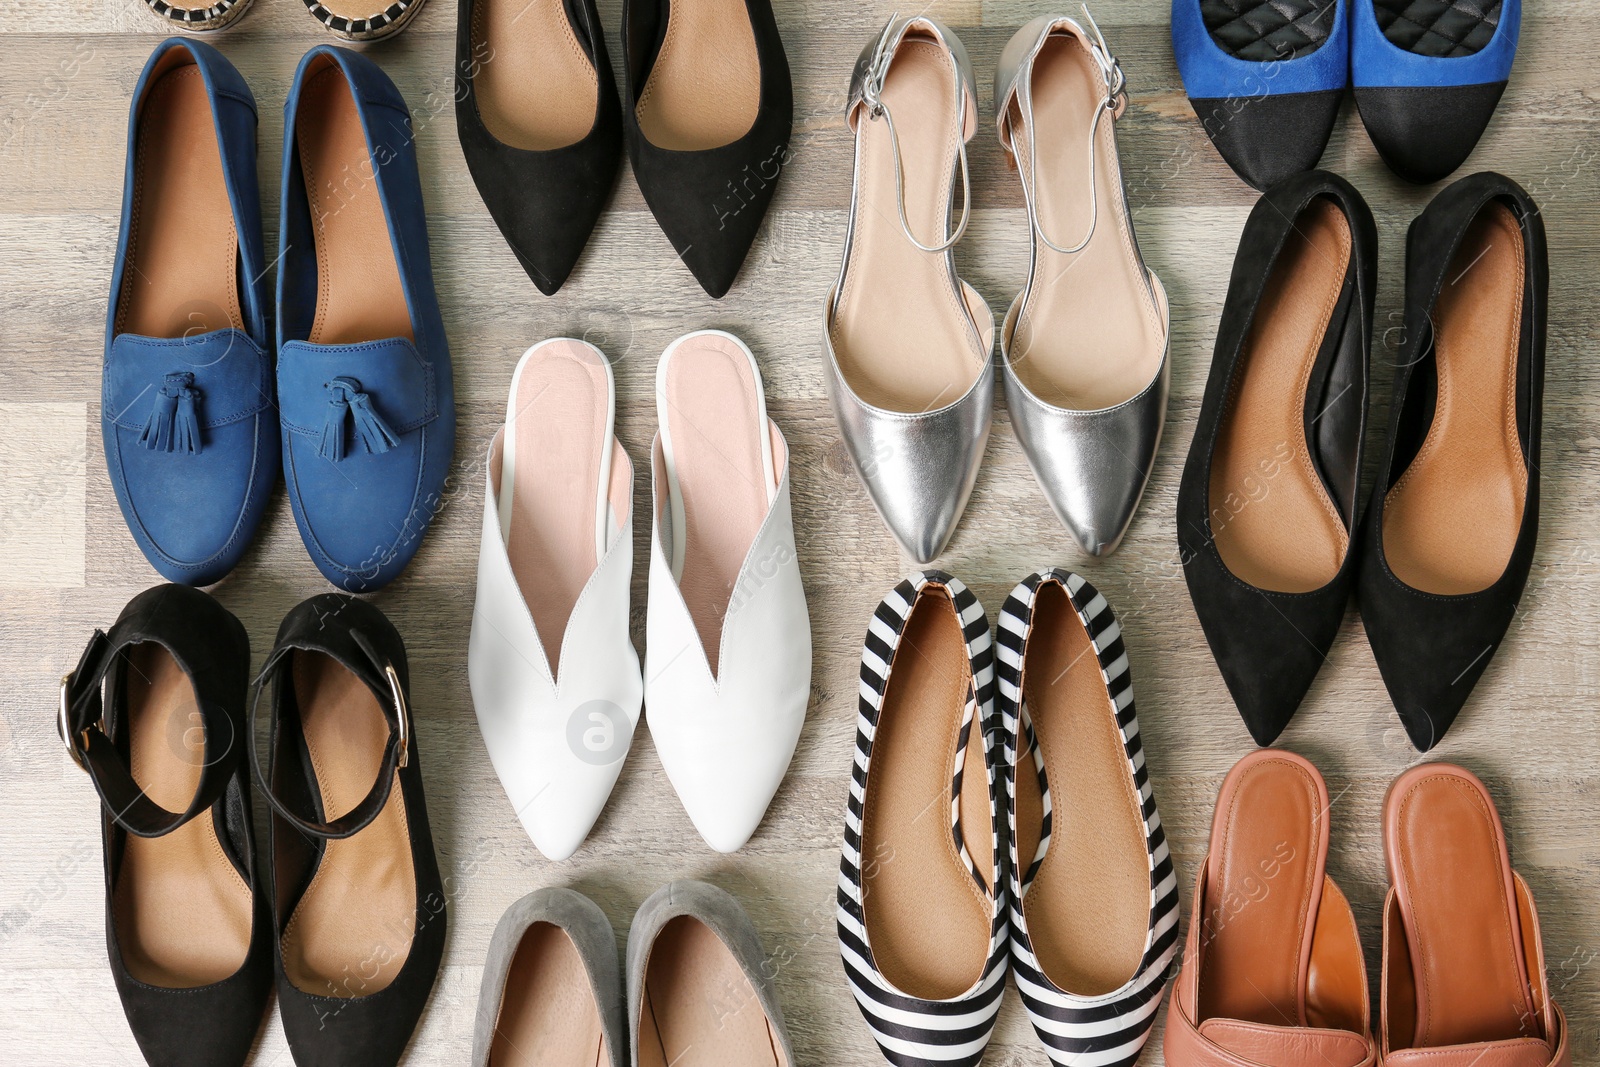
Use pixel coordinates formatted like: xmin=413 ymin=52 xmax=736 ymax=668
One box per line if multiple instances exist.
xmin=250 ymin=594 xmax=445 ymax=1067
xmin=62 ymin=584 xmax=270 ymax=1067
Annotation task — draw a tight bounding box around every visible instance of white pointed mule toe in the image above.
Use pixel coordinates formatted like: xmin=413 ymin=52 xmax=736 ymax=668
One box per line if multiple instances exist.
xmin=646 ymin=329 xmax=812 ymax=853
xmin=468 ymin=338 xmax=641 ymax=861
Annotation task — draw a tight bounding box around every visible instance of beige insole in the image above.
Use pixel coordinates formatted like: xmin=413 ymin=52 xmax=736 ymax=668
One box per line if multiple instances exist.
xmin=1389 ymin=773 xmax=1535 ymax=1047
xmin=281 ymin=652 xmax=414 ymax=997
xmin=1012 ymin=582 xmax=1147 ymax=996
xmin=634 ymin=0 xmax=759 ymax=151
xmin=112 ymin=644 xmax=252 ymax=987
xmin=502 ymin=342 xmax=619 ymax=676
xmin=1211 ymin=199 xmax=1351 ymax=593
xmin=660 ymin=335 xmax=774 ymax=677
xmin=831 ymin=36 xmax=989 ymax=413
xmin=489 ymin=922 xmax=606 ymax=1067
xmin=860 ymin=586 xmax=991 ymax=1000
xmin=1005 ymin=34 xmax=1165 ymax=410
xmin=638 ymin=916 xmax=783 ymax=1067
xmin=1383 ymin=204 xmax=1527 ymax=595
xmin=297 ymin=60 xmax=413 ymax=345
xmin=472 ymin=0 xmax=598 ymax=151
xmin=117 ymin=58 xmax=242 ymax=339
xmin=1198 ymin=756 xmax=1323 ymax=1026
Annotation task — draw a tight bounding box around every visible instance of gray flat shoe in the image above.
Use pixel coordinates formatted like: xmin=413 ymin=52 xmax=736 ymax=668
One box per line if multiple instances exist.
xmin=473 ymin=887 xmax=626 ymax=1067
xmin=628 ymin=881 xmax=794 ymax=1067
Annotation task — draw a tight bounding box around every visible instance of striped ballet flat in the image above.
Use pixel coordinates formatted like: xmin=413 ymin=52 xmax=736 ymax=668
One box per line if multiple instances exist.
xmin=299 ymin=0 xmax=428 ymax=41
xmin=996 ymin=569 xmax=1179 ymax=1067
xmin=838 ymin=571 xmax=1008 ymax=1067
xmin=139 ymin=0 xmax=253 ymax=32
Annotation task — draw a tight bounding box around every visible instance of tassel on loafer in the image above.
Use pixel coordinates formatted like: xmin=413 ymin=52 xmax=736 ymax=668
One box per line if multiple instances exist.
xmin=1177 ymin=170 xmax=1377 ymax=746
xmin=62 ymin=585 xmax=271 ymax=1067
xmin=104 ymin=39 xmax=278 ymax=587
xmin=1357 ymin=172 xmax=1546 ymax=751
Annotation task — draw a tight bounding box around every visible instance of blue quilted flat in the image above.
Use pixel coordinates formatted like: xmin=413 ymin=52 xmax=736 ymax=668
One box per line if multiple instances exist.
xmin=1172 ymin=0 xmax=1348 ymax=189
xmin=1353 ymin=0 xmax=1519 ymax=183
xmin=277 ymin=46 xmax=455 ymax=591
xmin=103 ymin=39 xmax=276 ymax=586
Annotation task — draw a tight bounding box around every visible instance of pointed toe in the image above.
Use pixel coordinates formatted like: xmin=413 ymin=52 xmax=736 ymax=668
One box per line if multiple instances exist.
xmin=1190 ymin=89 xmax=1342 ymax=190
xmin=1354 ymin=83 xmax=1505 ymax=184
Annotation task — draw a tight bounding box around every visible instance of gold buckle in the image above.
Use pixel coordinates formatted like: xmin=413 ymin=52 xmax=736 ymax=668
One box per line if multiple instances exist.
xmin=383 ymin=664 xmax=409 ymax=769
xmin=58 ymin=672 xmax=87 ymax=772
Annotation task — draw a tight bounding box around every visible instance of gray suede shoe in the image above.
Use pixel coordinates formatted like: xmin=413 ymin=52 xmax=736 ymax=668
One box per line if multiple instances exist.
xmin=473 ymin=888 xmax=626 ymax=1067
xmin=627 ymin=881 xmax=794 ymax=1067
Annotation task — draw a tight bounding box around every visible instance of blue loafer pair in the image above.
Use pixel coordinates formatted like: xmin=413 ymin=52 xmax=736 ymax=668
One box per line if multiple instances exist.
xmin=104 ymin=39 xmax=454 ymax=591
xmin=1172 ymin=1 xmax=1518 ymax=188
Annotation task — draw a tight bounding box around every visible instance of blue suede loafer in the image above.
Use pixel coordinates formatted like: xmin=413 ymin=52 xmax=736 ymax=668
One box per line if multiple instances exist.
xmin=104 ymin=38 xmax=277 ymax=588
xmin=1353 ymin=0 xmax=1520 ymax=184
xmin=1172 ymin=0 xmax=1348 ymax=189
xmin=277 ymin=45 xmax=455 ymax=592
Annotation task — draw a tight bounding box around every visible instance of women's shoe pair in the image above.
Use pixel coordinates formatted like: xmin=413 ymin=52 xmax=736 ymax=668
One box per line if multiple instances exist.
xmin=825 ymin=12 xmax=1171 ymax=564
xmin=1173 ymin=0 xmax=1521 ymax=187
xmin=104 ymin=40 xmax=454 ymax=594
xmin=1168 ymin=750 xmax=1570 ymax=1067
xmin=469 ymin=331 xmax=811 ymax=860
xmin=839 ymin=570 xmax=1179 ymax=1067
xmin=455 ymin=0 xmax=791 ymax=298
xmin=474 ymin=882 xmax=792 ymax=1066
xmin=140 ymin=0 xmax=427 ymax=39
xmin=60 ymin=585 xmax=443 ymax=1067
xmin=1179 ymin=169 xmax=1547 ymax=751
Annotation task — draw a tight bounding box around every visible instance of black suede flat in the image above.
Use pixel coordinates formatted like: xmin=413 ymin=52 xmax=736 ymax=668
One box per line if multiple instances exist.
xmin=455 ymin=0 xmax=623 ymax=295
xmin=621 ymin=0 xmax=792 ymax=298
xmin=1177 ymin=170 xmax=1377 ymax=746
xmin=1357 ymin=172 xmax=1546 ymax=751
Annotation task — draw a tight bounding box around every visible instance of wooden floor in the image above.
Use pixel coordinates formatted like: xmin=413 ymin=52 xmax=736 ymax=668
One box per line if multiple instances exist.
xmin=3 ymin=0 xmax=1597 ymax=1063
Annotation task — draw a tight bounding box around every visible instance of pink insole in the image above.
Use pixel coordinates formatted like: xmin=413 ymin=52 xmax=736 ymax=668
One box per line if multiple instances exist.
xmin=502 ymin=340 xmax=617 ymax=677
xmin=659 ymin=334 xmax=777 ymax=676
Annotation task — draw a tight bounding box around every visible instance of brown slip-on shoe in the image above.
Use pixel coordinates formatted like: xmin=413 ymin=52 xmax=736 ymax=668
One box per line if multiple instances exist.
xmin=1165 ymin=749 xmax=1376 ymax=1067
xmin=1380 ymin=764 xmax=1570 ymax=1067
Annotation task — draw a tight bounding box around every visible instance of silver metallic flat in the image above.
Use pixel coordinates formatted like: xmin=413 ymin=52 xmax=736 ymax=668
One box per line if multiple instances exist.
xmin=996 ymin=10 xmax=1171 ymax=556
xmin=472 ymin=887 xmax=626 ymax=1067
xmin=823 ymin=15 xmax=995 ymax=565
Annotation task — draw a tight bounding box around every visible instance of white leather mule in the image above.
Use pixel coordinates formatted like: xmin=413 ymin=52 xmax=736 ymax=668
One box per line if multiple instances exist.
xmin=646 ymin=330 xmax=812 ymax=853
xmin=468 ymin=338 xmax=642 ymax=861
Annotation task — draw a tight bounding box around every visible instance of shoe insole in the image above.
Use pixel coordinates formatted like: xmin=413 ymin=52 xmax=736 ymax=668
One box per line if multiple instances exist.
xmin=501 ymin=340 xmax=623 ymax=677
xmin=634 ymin=0 xmax=759 ymax=151
xmin=1383 ymin=204 xmax=1526 ymax=595
xmin=1211 ymin=199 xmax=1351 ymax=593
xmin=1197 ymin=752 xmax=1326 ymax=1026
xmin=1005 ymin=33 xmax=1165 ymax=411
xmin=1385 ymin=766 xmax=1536 ymax=1047
xmin=472 ymin=0 xmax=598 ymax=151
xmin=638 ymin=915 xmax=782 ymax=1067
xmin=490 ymin=922 xmax=606 ymax=1067
xmin=297 ymin=60 xmax=413 ymax=345
xmin=860 ymin=586 xmax=991 ymax=1000
xmin=657 ymin=333 xmax=775 ymax=677
xmin=281 ymin=652 xmax=414 ymax=996
xmin=112 ymin=644 xmax=252 ymax=987
xmin=830 ymin=34 xmax=989 ymax=414
xmin=117 ymin=58 xmax=243 ymax=339
xmin=1012 ymin=582 xmax=1147 ymax=996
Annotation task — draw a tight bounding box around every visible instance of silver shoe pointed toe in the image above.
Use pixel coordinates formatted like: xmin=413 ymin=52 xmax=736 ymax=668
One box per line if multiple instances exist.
xmin=996 ymin=9 xmax=1171 ymax=556
xmin=824 ymin=14 xmax=994 ymax=564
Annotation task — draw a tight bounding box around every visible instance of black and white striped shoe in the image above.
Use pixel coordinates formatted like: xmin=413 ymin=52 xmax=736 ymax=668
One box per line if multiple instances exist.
xmin=299 ymin=0 xmax=427 ymax=40
xmin=996 ymin=569 xmax=1180 ymax=1067
xmin=838 ymin=572 xmax=1008 ymax=1067
xmin=140 ymin=0 xmax=253 ymax=32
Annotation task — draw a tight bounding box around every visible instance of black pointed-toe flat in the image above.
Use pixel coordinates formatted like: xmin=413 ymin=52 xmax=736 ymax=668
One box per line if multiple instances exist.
xmin=62 ymin=585 xmax=271 ymax=1067
xmin=456 ymin=0 xmax=623 ymax=295
xmin=251 ymin=595 xmax=445 ymax=1067
xmin=1177 ymin=170 xmax=1376 ymax=746
xmin=621 ymin=0 xmax=792 ymax=297
xmin=1352 ymin=0 xmax=1520 ymax=185
xmin=1358 ymin=172 xmax=1546 ymax=751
